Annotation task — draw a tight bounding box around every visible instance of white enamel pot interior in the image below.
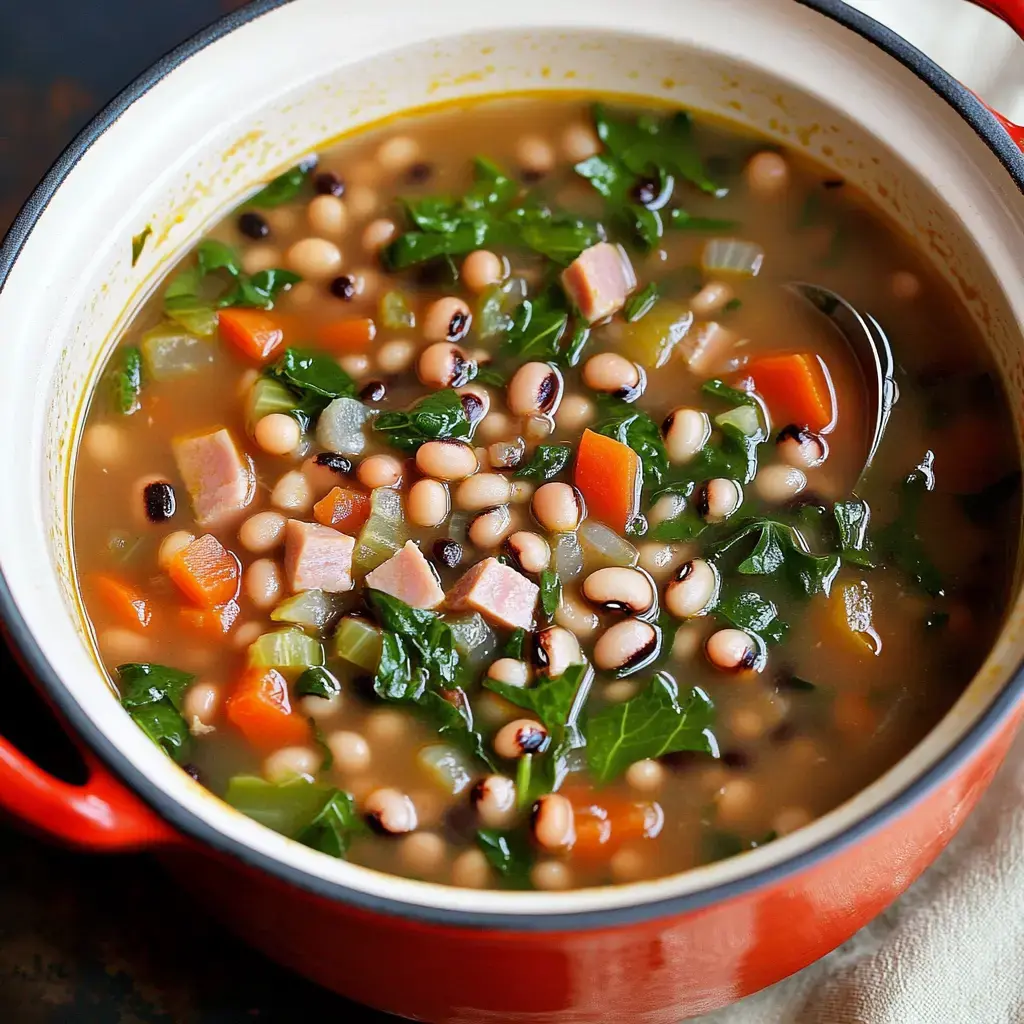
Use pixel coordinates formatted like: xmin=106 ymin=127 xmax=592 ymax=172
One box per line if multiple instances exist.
xmin=0 ymin=0 xmax=1023 ymax=926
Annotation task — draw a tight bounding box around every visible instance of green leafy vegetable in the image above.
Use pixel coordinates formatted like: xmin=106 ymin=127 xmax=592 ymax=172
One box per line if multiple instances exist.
xmin=715 ymin=589 xmax=788 ymax=646
xmin=515 ymin=444 xmax=572 ymax=482
xmin=624 ymin=282 xmax=659 ymax=322
xmin=295 ymin=666 xmax=342 ymax=700
xmin=503 ymin=292 xmax=569 ymax=362
xmin=266 ymin=347 xmax=357 ymax=424
xmin=592 ymin=397 xmax=668 ymax=487
xmin=503 ymin=628 xmax=527 ymax=660
xmin=373 ymin=389 xmax=470 ymax=452
xmin=477 ymin=828 xmax=533 ymax=888
xmin=585 ymin=675 xmax=716 ymax=784
xmin=109 ymin=346 xmax=143 ymax=415
xmin=705 ymin=829 xmax=776 ymax=863
xmin=833 ymin=499 xmax=876 ymax=569
xmin=668 ymin=209 xmax=739 ymax=232
xmin=296 ymin=789 xmax=366 ymax=858
xmin=875 ymin=452 xmax=944 ymax=597
xmin=539 ymin=569 xmax=561 ymax=618
xmin=117 ymin=663 xmax=194 ymax=762
xmin=474 ymin=366 xmax=507 ymax=387
xmin=249 ymin=160 xmax=314 ymax=208
xmin=131 ymin=226 xmax=152 ymax=266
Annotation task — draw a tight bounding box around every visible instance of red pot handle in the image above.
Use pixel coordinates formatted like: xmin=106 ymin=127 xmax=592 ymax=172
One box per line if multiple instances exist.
xmin=965 ymin=0 xmax=1024 ymax=152
xmin=0 ymin=731 xmax=178 ymax=851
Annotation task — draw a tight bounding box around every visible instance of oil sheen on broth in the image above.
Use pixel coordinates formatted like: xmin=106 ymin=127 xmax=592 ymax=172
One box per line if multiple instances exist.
xmin=72 ymin=97 xmax=1020 ymax=891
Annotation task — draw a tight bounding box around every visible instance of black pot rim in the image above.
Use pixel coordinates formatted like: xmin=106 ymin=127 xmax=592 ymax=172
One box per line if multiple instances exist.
xmin=0 ymin=0 xmax=1022 ymax=933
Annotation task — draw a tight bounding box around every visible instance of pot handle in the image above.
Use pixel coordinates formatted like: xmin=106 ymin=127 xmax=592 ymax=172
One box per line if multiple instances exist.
xmin=0 ymin=731 xmax=178 ymax=851
xmin=964 ymin=0 xmax=1024 ymax=151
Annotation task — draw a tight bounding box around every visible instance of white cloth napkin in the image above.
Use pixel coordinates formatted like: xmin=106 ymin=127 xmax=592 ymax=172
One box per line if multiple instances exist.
xmin=694 ymin=732 xmax=1024 ymax=1023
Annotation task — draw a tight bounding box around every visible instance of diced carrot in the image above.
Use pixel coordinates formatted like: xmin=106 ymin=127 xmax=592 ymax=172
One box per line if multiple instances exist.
xmin=218 ymin=308 xmax=286 ymax=363
xmin=90 ymin=574 xmax=152 ymax=628
xmin=167 ymin=534 xmax=240 ymax=608
xmin=564 ymin=788 xmax=661 ymax=860
xmin=573 ymin=429 xmax=640 ymax=533
xmin=318 ymin=317 xmax=377 ymax=354
xmin=741 ymin=353 xmax=833 ymax=432
xmin=225 ymin=667 xmax=311 ymax=750
xmin=825 ymin=579 xmax=879 ymax=656
xmin=179 ymin=599 xmax=240 ymax=638
xmin=312 ymin=485 xmax=371 ymax=534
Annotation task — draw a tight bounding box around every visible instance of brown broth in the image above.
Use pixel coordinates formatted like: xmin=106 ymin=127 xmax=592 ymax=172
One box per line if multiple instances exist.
xmin=72 ymin=96 xmax=1019 ymax=890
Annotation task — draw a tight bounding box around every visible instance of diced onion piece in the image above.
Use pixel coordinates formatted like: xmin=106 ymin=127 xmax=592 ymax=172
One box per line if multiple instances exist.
xmin=553 ymin=532 xmax=584 ymax=579
xmin=316 ymin=396 xmax=374 ymax=456
xmin=247 ymin=377 xmax=300 ymax=433
xmin=417 ymin=744 xmax=476 ymax=795
xmin=446 ymin=612 xmax=497 ymax=668
xmin=379 ymin=290 xmax=416 ymax=330
xmin=714 ymin=404 xmax=763 ymax=438
xmin=578 ymin=520 xmax=639 ymax=569
xmin=353 ymin=487 xmax=407 ymax=572
xmin=271 ymin=589 xmax=342 ymax=631
xmin=248 ymin=628 xmax=325 ymax=669
xmin=701 ymin=238 xmax=765 ymax=277
xmin=680 ymin=322 xmax=738 ymax=376
xmin=617 ymin=301 xmax=694 ymax=369
xmin=140 ymin=322 xmax=215 ymax=381
xmin=333 ymin=615 xmax=383 ymax=671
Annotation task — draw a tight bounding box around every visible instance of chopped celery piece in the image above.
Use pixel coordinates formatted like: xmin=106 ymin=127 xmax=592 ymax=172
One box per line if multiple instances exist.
xmin=446 ymin=613 xmax=497 ymax=669
xmin=617 ymin=301 xmax=693 ymax=368
xmin=417 ymin=744 xmax=475 ymax=795
xmin=166 ymin=303 xmax=219 ymax=337
xmin=715 ymin=404 xmax=763 ymax=438
xmin=271 ymin=590 xmax=342 ymax=631
xmin=140 ymin=322 xmax=215 ymax=380
xmin=225 ymin=775 xmax=333 ymax=835
xmin=553 ymin=532 xmax=584 ymax=579
xmin=247 ymin=376 xmax=299 ymax=432
xmin=353 ymin=487 xmax=407 ymax=572
xmin=334 ymin=616 xmax=382 ymax=671
xmin=379 ymin=290 xmax=415 ymax=329
xmin=248 ymin=628 xmax=324 ymax=669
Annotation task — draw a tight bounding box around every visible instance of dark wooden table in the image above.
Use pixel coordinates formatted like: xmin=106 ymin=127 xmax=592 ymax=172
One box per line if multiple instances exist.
xmin=0 ymin=3 xmax=393 ymax=1019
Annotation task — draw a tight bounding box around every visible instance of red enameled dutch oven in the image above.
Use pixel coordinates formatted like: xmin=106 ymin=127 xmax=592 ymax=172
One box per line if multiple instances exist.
xmin=0 ymin=1 xmax=1022 ymax=1020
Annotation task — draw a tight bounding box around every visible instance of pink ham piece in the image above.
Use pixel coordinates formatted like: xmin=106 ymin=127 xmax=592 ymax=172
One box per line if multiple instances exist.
xmin=447 ymin=557 xmax=539 ymax=631
xmin=284 ymin=520 xmax=355 ymax=593
xmin=561 ymin=242 xmax=637 ymax=323
xmin=173 ymin=427 xmax=255 ymax=526
xmin=365 ymin=540 xmax=445 ymax=610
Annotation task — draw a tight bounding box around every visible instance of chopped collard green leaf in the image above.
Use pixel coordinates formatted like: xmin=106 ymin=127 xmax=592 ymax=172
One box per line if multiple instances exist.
xmin=515 ymin=444 xmax=573 ymax=482
xmin=623 ymin=282 xmax=659 ymax=322
xmin=265 ymin=348 xmax=357 ymax=426
xmin=373 ymin=389 xmax=470 ymax=452
xmin=477 ymin=828 xmax=534 ymax=888
xmin=249 ymin=159 xmax=316 ymax=208
xmin=117 ymin=663 xmax=194 ymax=762
xmin=539 ymin=569 xmax=562 ymax=619
xmin=109 ymin=346 xmax=143 ymax=415
xmin=295 ymin=666 xmax=342 ymax=700
xmin=592 ymin=397 xmax=669 ymax=488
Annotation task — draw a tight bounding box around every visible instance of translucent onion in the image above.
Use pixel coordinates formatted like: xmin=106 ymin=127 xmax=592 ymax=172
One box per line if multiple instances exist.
xmin=680 ymin=321 xmax=738 ymax=376
xmin=333 ymin=616 xmax=383 ymax=671
xmin=353 ymin=487 xmax=407 ymax=572
xmin=701 ymin=238 xmax=765 ymax=277
xmin=379 ymin=290 xmax=415 ymax=330
xmin=578 ymin=520 xmax=639 ymax=569
xmin=271 ymin=589 xmax=343 ymax=632
xmin=140 ymin=322 xmax=215 ymax=381
xmin=315 ymin=396 xmax=374 ymax=456
xmin=248 ymin=628 xmax=324 ymax=669
xmin=416 ymin=744 xmax=476 ymax=796
xmin=446 ymin=613 xmax=497 ymax=668
xmin=553 ymin=532 xmax=584 ymax=579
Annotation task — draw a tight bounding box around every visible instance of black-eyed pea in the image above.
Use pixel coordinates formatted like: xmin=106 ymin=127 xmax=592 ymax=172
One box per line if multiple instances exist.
xmin=582 ymin=566 xmax=655 ymax=615
xmin=422 ymin=297 xmax=472 ymax=344
xmin=416 ymin=440 xmax=478 ymax=481
xmin=476 ymin=412 xmax=515 ymax=443
xmin=451 ymin=848 xmax=492 ymax=888
xmin=457 ymin=385 xmax=490 ymax=426
xmin=516 ymin=135 xmax=556 ymax=177
xmin=244 ymin=558 xmax=283 ymax=610
xmin=561 ymin=121 xmax=601 ymax=163
xmin=417 ymin=341 xmax=473 ymax=389
xmin=524 ymin=415 xmax=554 ymax=442
xmin=705 ymin=628 xmax=759 ymax=672
xmin=285 ymin=237 xmax=343 ymax=280
xmin=377 ymin=339 xmax=417 ymax=374
xmin=398 ymin=831 xmax=447 ymax=877
xmin=263 ymin=746 xmax=320 ymax=784
xmin=158 ymin=529 xmax=195 ymax=570
xmin=755 ymin=464 xmax=807 ymax=503
xmin=637 ymin=541 xmax=690 ymax=581
xmin=238 ymin=512 xmax=286 ymax=554
xmin=470 ymin=775 xmax=517 ymax=828
xmin=299 ymin=692 xmax=342 ymax=721
xmin=507 ymin=361 xmax=563 ymax=417
xmin=555 ymin=394 xmax=595 ymax=431
xmin=486 ymin=658 xmax=531 ymax=688
xmin=715 ymin=777 xmax=757 ymax=827
xmin=776 ymin=425 xmax=828 ymax=469
xmin=365 ymin=709 xmax=409 ymax=744
xmin=773 ymin=806 xmax=813 ymax=836
xmin=625 ymin=758 xmax=665 ymax=793
xmin=455 ymin=473 xmax=512 ymax=511
xmin=182 ymin=681 xmax=221 ymax=729
xmin=531 ymin=793 xmax=575 ymax=852
xmin=327 ymin=730 xmax=371 ymax=773
xmin=531 ymin=860 xmax=574 ymax=891
xmin=745 ymin=151 xmax=790 ymax=198
xmin=554 ymin=591 xmax=600 ymax=638
xmin=698 ymin=478 xmax=743 ymax=521
xmin=468 ymin=505 xmax=513 ymax=549
xmin=84 ymin=423 xmax=126 ymax=465
xmin=461 ymin=249 xmax=504 ymax=293
xmin=582 ymin=352 xmax=642 ymax=397
xmin=593 ymin=619 xmax=658 ymax=674
xmin=532 ymin=482 xmax=584 ymax=533
xmin=357 ymin=454 xmax=404 ymax=489
xmin=690 ymin=281 xmax=734 ymax=317
xmin=665 ymin=558 xmax=718 ymax=619
xmin=365 ymin=788 xmax=418 ymax=834
xmin=488 ymin=438 xmax=525 ymax=471
xmin=362 ymin=217 xmax=398 ymax=253
xmin=346 ymin=184 xmax=378 ymax=220
xmin=493 ymin=718 xmax=550 ymax=759
xmin=377 ymin=134 xmax=421 ymax=173
xmin=307 ymin=194 xmax=347 ymax=236
xmin=506 ymin=530 xmax=550 ymax=574
xmin=671 ymin=623 xmax=705 ymax=661
xmin=339 ymin=353 xmax=371 ymax=379
xmin=663 ymin=408 xmax=711 ymax=463
xmin=271 ymin=469 xmax=313 ymax=513
xmin=232 ymin=621 xmax=264 ymax=650
xmin=254 ymin=413 xmax=302 ymax=456
xmin=610 ymin=845 xmax=651 ymax=883
xmin=648 ymin=493 xmax=686 ymax=529
xmin=532 ymin=626 xmax=583 ymax=678
xmin=242 ymin=244 xmax=283 ymax=275
xmin=407 ymin=479 xmax=450 ymax=528
xmin=509 ymin=480 xmax=534 ymax=505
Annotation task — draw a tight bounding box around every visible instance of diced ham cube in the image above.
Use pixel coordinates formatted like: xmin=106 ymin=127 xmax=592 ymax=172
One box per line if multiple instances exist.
xmin=173 ymin=427 xmax=255 ymax=526
xmin=561 ymin=242 xmax=637 ymax=323
xmin=447 ymin=557 xmax=539 ymax=630
xmin=284 ymin=520 xmax=355 ymax=593
xmin=365 ymin=540 xmax=445 ymax=610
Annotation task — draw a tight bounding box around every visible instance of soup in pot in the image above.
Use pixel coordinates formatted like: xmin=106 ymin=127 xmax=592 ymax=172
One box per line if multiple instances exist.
xmin=72 ymin=97 xmax=1020 ymax=890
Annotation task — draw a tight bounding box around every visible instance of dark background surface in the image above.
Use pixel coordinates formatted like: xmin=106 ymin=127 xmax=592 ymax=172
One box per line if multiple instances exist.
xmin=0 ymin=2 xmax=394 ymax=1020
